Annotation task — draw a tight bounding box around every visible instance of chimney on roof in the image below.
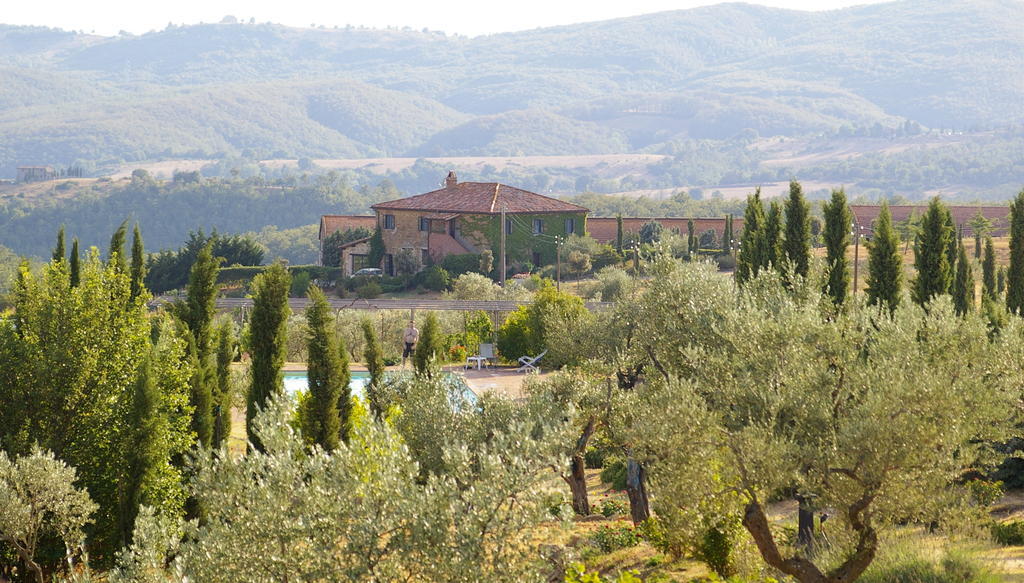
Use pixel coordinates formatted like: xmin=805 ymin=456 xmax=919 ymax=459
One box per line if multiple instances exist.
xmin=445 ymin=171 xmax=457 ymax=188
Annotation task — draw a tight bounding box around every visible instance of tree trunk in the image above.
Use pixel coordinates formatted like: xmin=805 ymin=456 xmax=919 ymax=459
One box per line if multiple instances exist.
xmin=625 ymin=456 xmax=651 ymax=525
xmin=564 ymin=416 xmax=597 ymax=516
xmin=567 ymin=456 xmax=590 ymax=516
xmin=2 ymin=536 xmax=45 ymax=583
xmin=796 ymin=495 xmax=815 ymax=552
xmin=742 ymin=496 xmax=878 ymax=583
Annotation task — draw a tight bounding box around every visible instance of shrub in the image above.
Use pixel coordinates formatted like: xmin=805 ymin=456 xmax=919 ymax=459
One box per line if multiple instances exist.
xmin=584 ymin=434 xmax=617 ymax=469
xmin=496 ymin=281 xmax=586 ymax=363
xmin=439 ymin=253 xmax=481 ymax=277
xmin=544 ymin=491 xmax=570 ymax=518
xmin=639 ymin=220 xmax=664 ymax=244
xmin=448 ymin=344 xmax=468 ymax=363
xmin=449 ymin=272 xmax=500 ymax=300
xmin=697 ymin=522 xmax=738 ymax=577
xmin=290 ymin=272 xmax=311 ymax=297
xmin=717 ymin=254 xmax=737 ymax=271
xmin=599 ymin=498 xmax=628 ymax=517
xmin=967 ymin=479 xmax=1003 ymax=507
xmin=356 ymin=281 xmax=382 ymax=299
xmin=380 ymin=275 xmax=410 ymax=293
xmin=590 ymin=525 xmax=642 ymax=553
xmin=565 ymin=563 xmax=643 ymax=583
xmin=496 ymin=307 xmax=533 ymax=362
xmin=591 ymin=247 xmax=622 ymax=271
xmin=992 ymin=520 xmax=1024 ymax=545
xmin=858 ymin=550 xmax=997 ymax=583
xmin=422 ymin=266 xmax=450 ymax=292
xmin=592 ymin=267 xmax=632 ymax=302
xmin=599 ymin=457 xmax=627 ymax=491
xmin=636 ymin=517 xmax=670 ymax=555
xmin=465 ymin=311 xmax=493 ymax=343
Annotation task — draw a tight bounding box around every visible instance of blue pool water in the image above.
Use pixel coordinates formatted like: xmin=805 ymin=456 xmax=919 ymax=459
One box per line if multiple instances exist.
xmin=283 ymin=371 xmax=370 ymax=398
xmin=282 ymin=371 xmax=476 ymax=404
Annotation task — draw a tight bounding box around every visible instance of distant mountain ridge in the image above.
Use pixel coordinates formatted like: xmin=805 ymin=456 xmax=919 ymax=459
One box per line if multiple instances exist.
xmin=0 ymin=0 xmax=1022 ymax=176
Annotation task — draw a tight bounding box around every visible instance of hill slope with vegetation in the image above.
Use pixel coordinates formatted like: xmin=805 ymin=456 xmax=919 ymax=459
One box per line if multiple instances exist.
xmin=1 ymin=0 xmax=1022 ymax=175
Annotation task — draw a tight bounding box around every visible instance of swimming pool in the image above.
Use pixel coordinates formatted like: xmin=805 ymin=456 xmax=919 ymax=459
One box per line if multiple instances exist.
xmin=282 ymin=370 xmax=476 ymax=403
xmin=283 ymin=371 xmax=370 ymax=398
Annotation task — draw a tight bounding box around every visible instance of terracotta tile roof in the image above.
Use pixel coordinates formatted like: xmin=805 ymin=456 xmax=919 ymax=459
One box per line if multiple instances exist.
xmin=587 ymin=217 xmax=745 ymax=244
xmin=319 ymin=215 xmax=377 ymax=240
xmin=371 ymin=182 xmax=588 ymax=215
xmin=851 ymin=205 xmax=1011 ymax=236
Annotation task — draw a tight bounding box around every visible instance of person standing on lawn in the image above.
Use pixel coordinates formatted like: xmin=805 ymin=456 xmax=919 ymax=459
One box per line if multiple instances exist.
xmin=402 ymin=320 xmax=419 ymax=368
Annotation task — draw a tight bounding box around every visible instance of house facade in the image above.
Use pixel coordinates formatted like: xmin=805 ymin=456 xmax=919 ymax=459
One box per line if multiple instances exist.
xmin=16 ymin=166 xmax=56 ymax=183
xmin=319 ymin=172 xmax=589 ymax=276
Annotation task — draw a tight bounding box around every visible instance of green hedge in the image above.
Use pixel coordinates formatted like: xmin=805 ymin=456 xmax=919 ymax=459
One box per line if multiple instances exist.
xmin=439 ymin=254 xmax=482 ymax=277
xmin=217 ymin=265 xmax=344 ymax=285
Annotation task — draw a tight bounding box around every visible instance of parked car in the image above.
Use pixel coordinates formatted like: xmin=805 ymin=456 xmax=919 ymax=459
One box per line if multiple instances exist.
xmin=352 ymin=268 xmax=383 ymax=277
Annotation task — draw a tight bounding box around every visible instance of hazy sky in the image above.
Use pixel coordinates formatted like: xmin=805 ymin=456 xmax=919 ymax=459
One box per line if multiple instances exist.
xmin=8 ymin=0 xmax=892 ymax=37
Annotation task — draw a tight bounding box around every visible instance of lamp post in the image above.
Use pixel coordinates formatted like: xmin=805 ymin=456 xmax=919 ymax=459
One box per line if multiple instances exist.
xmin=554 ymin=235 xmax=564 ymax=292
xmin=852 ymin=223 xmax=862 ymax=295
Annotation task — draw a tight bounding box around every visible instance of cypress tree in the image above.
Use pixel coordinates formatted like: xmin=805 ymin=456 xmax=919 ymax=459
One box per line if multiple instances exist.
xmin=173 ymin=241 xmax=222 ymax=448
xmin=186 ymin=335 xmax=214 ymax=448
xmin=822 ymin=188 xmax=852 ymax=305
xmin=212 ymin=319 xmax=235 ymax=449
xmin=108 ymin=220 xmax=129 ymax=272
xmin=783 ymin=180 xmax=812 ymax=278
xmin=687 ymin=219 xmax=696 ymax=258
xmin=720 ymin=215 xmax=730 ymax=255
xmin=736 ymin=189 xmax=766 ymax=284
xmin=865 ymin=201 xmax=903 ymax=311
xmin=998 ymin=266 xmax=1007 ymax=295
xmin=912 ymin=198 xmax=954 ymax=306
xmin=615 ymin=214 xmax=624 ymax=254
xmin=118 ymin=352 xmax=161 ymax=546
xmin=982 ymin=237 xmax=997 ymax=300
xmin=53 ymin=225 xmax=66 ymax=264
xmin=361 ymin=318 xmax=386 ymax=418
xmin=303 ymin=286 xmax=349 ymax=450
xmin=1007 ymin=191 xmax=1024 ymax=315
xmin=413 ymin=312 xmax=442 ymax=377
xmin=765 ymin=200 xmax=783 ymax=270
xmin=130 ymin=224 xmax=146 ymax=300
xmin=180 ymin=242 xmax=221 ymax=357
xmin=247 ymin=262 xmax=291 ymax=451
xmin=944 ymin=209 xmax=957 ymax=287
xmin=368 ymin=226 xmax=386 ymax=269
xmin=724 ymin=214 xmax=734 ymax=255
xmin=69 ymin=238 xmax=81 ymax=287
xmin=953 ymin=241 xmax=975 ymax=316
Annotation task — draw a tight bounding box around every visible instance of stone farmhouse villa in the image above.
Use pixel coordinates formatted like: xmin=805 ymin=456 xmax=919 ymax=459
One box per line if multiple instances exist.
xmin=319 ymin=172 xmax=589 ymax=276
xmin=320 ymin=173 xmax=1005 ymax=277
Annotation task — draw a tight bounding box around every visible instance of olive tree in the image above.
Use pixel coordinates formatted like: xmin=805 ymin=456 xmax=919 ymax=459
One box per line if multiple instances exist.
xmin=632 ymin=266 xmax=1022 ymax=583
xmin=0 ymin=448 xmax=98 ymax=583
xmin=166 ymin=391 xmax=567 ymax=582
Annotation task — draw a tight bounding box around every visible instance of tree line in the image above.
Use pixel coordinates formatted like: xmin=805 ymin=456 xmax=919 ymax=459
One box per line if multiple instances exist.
xmin=6 ymin=191 xmax=1024 ymax=581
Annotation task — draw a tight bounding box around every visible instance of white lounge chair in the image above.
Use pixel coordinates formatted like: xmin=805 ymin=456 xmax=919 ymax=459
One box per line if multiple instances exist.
xmin=465 ymin=343 xmax=496 ymax=370
xmin=516 ymin=349 xmax=547 ymax=373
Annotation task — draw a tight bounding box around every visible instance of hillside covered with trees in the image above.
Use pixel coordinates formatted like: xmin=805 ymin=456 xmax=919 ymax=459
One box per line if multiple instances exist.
xmin=0 ymin=0 xmax=1022 ymax=178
